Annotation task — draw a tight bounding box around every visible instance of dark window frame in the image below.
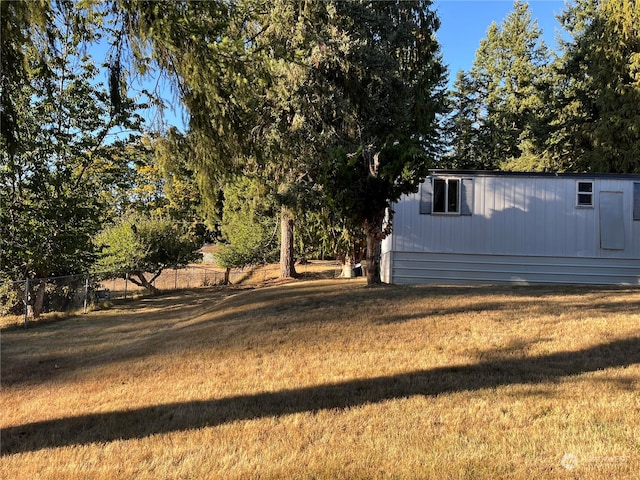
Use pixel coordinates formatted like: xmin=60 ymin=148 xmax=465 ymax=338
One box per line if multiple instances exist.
xmin=433 ymin=177 xmax=461 ymax=215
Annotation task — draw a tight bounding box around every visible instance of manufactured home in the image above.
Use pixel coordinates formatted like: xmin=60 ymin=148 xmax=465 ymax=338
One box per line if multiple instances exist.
xmin=381 ymin=171 xmax=640 ymax=285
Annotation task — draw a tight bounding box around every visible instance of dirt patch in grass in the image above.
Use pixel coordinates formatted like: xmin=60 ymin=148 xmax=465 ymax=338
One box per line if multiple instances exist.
xmin=1 ymin=280 xmax=639 ymax=479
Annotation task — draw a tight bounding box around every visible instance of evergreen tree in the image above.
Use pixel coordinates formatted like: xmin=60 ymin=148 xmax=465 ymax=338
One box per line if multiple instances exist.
xmin=119 ymin=1 xmax=448 ymax=284
xmin=118 ymin=0 xmax=317 ymax=278
xmin=447 ymin=1 xmax=551 ymax=170
xmin=547 ymin=0 xmax=640 ymax=173
xmin=312 ymin=1 xmax=448 ymax=283
xmin=214 ymin=176 xmax=279 ymax=270
xmin=445 ymin=70 xmax=494 ymax=169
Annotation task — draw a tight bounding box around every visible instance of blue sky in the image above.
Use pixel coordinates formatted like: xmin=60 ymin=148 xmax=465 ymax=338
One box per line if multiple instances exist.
xmin=435 ymin=0 xmax=567 ymax=80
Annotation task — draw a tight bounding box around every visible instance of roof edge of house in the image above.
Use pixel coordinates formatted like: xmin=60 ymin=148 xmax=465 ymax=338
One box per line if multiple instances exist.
xmin=428 ymin=169 xmax=640 ymax=180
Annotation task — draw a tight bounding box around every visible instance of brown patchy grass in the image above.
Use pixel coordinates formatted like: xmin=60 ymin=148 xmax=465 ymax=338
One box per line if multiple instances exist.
xmin=0 ymin=261 xmax=341 ymax=330
xmin=1 ymin=278 xmax=639 ymax=479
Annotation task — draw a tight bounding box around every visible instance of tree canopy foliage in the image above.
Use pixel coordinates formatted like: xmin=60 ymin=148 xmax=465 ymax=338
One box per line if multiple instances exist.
xmin=115 ymin=0 xmax=448 ymax=283
xmin=447 ymin=0 xmax=640 ymax=174
xmin=446 ymin=0 xmax=551 ymax=170
xmin=94 ymin=213 xmax=201 ymax=293
xmin=214 ymin=176 xmax=279 ymax=269
xmin=546 ymin=0 xmax=640 ymax=173
xmin=3 ymin=0 xmax=640 ymax=292
xmin=305 ymin=1 xmax=448 ymax=283
xmin=0 ymin=0 xmax=146 ymax=282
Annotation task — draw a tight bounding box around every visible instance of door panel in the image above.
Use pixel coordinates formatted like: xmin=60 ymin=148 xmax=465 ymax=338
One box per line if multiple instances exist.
xmin=599 ymin=191 xmax=624 ymax=250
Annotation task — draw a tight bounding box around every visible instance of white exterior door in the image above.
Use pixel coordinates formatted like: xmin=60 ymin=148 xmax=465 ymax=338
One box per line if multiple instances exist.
xmin=599 ymin=191 xmax=625 ymax=250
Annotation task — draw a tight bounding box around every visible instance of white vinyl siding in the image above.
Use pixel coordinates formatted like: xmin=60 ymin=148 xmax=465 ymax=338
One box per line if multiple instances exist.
xmin=386 ymin=173 xmax=640 ymax=285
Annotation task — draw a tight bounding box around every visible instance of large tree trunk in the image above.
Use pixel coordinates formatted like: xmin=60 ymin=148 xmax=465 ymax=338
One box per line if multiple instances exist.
xmin=32 ymin=278 xmax=48 ymax=319
xmin=280 ymin=207 xmax=297 ymax=279
xmin=364 ymin=219 xmax=383 ymax=285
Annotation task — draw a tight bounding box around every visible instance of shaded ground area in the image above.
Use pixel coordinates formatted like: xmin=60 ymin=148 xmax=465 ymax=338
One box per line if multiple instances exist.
xmin=2 ymin=280 xmax=639 ymax=478
xmin=3 ymin=336 xmax=638 ymax=455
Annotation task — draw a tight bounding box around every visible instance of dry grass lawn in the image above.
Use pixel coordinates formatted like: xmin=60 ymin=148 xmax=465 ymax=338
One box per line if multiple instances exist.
xmin=1 ymin=273 xmax=639 ymax=479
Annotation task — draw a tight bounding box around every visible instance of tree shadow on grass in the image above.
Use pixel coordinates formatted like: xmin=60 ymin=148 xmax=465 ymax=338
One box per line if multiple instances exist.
xmin=2 ymin=336 xmax=638 ymax=455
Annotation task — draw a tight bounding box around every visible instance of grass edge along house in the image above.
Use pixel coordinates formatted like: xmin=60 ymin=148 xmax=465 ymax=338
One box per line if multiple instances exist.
xmin=381 ymin=170 xmax=640 ymax=286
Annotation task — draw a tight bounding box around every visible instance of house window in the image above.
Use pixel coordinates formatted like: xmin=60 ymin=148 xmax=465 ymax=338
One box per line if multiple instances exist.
xmin=433 ymin=178 xmax=460 ymax=214
xmin=576 ymin=181 xmax=594 ymax=207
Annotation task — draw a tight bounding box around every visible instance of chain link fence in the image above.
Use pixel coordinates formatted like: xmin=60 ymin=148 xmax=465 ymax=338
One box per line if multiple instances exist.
xmin=0 ymin=266 xmax=255 ymax=329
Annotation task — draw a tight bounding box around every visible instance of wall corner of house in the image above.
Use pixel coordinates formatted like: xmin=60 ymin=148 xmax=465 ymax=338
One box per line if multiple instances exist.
xmin=381 ymin=250 xmax=393 ymax=284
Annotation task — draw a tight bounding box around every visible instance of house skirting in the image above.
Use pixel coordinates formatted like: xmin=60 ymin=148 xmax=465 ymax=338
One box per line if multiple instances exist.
xmin=385 ymin=251 xmax=640 ymax=286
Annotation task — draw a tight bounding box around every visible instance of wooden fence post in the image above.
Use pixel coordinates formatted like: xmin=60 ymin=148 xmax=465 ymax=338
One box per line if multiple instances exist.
xmin=23 ymin=278 xmax=29 ymax=328
xmin=83 ymin=275 xmax=90 ymax=314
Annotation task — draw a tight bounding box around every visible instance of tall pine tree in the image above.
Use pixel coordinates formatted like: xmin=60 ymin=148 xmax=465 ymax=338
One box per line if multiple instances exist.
xmin=547 ymin=0 xmax=640 ymax=173
xmin=446 ymin=1 xmax=551 ymax=170
xmin=119 ymin=0 xmax=448 ymax=284
xmin=312 ymin=1 xmax=447 ymax=283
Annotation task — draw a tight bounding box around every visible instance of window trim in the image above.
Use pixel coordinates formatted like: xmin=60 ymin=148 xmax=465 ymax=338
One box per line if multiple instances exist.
xmin=576 ymin=180 xmax=594 ymax=208
xmin=432 ymin=177 xmax=461 ymax=215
